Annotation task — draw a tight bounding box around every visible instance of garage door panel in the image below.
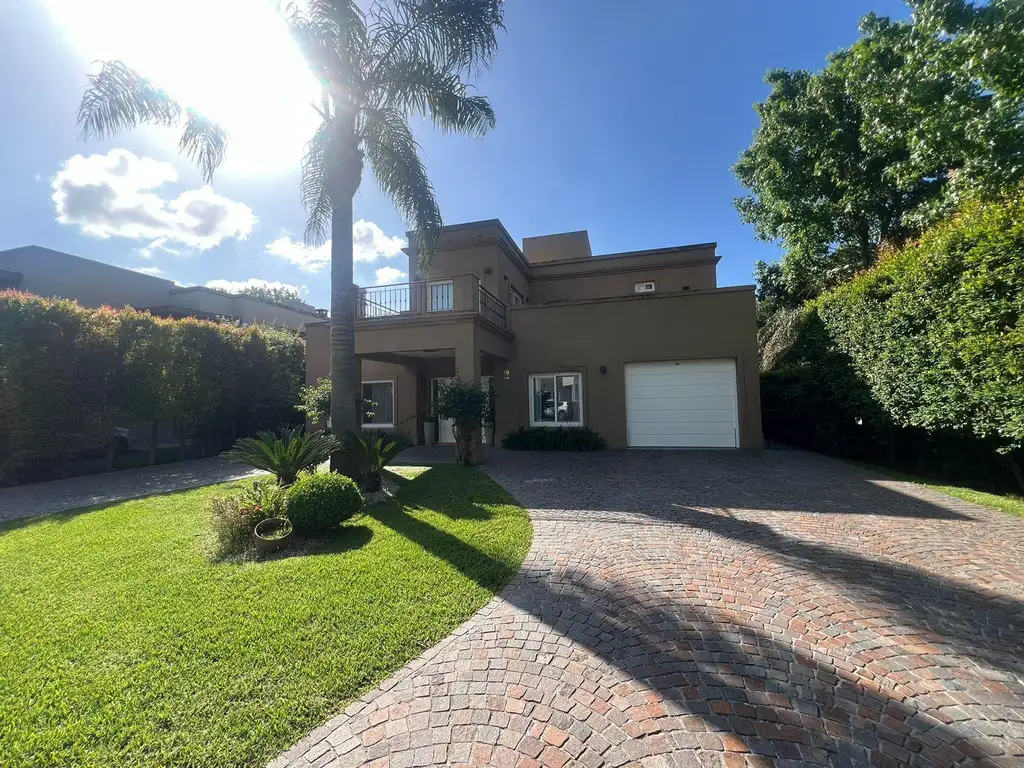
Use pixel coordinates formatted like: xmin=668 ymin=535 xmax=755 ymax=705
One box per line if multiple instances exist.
xmin=626 ymin=371 xmax=736 ymax=388
xmin=625 ymin=360 xmax=738 ymax=449
xmin=626 ymin=384 xmax=736 ymax=400
xmin=627 ymin=407 xmax=737 ymax=423
xmin=629 ymin=432 xmax=738 ymax=448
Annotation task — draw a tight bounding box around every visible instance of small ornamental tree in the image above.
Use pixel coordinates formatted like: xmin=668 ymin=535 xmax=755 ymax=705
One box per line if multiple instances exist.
xmin=435 ymin=377 xmax=489 ymax=465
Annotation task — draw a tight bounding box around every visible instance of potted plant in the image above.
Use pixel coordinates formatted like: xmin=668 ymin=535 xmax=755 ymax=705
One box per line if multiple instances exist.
xmin=252 ymin=516 xmax=293 ymax=553
xmin=422 ymin=407 xmax=436 ymax=446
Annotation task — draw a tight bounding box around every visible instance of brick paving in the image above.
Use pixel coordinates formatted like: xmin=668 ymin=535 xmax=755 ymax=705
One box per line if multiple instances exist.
xmin=0 ymin=457 xmax=262 ymax=523
xmin=273 ymin=450 xmax=1024 ymax=768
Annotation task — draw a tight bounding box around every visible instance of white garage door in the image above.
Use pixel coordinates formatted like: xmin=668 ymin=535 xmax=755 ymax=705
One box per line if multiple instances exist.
xmin=626 ymin=360 xmax=739 ymax=448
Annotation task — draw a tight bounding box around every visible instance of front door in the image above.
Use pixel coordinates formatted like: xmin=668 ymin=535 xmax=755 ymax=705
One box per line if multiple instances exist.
xmin=431 ymin=377 xmax=456 ymax=444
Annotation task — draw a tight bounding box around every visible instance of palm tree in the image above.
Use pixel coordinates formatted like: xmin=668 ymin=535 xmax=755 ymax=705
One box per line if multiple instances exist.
xmin=77 ymin=0 xmax=504 ymax=468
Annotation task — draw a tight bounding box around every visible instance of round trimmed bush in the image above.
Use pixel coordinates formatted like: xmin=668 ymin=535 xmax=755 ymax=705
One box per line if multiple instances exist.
xmin=285 ymin=472 xmax=363 ymax=534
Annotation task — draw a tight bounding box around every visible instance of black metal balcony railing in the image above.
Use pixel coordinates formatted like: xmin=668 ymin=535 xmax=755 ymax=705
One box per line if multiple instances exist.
xmin=356 ymin=278 xmax=509 ymax=331
xmin=478 ymin=284 xmax=508 ymax=329
xmin=357 ymin=280 xmax=454 ymax=318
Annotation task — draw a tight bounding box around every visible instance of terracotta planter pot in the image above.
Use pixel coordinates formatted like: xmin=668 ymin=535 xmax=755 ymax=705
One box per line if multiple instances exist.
xmin=252 ymin=517 xmax=293 ymax=553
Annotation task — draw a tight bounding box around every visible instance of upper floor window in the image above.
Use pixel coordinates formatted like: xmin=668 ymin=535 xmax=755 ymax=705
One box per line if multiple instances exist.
xmin=509 ymin=285 xmax=524 ymax=306
xmin=634 ymin=281 xmax=656 ymax=294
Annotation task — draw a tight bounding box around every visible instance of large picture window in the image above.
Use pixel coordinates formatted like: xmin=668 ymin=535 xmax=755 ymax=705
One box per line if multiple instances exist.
xmin=362 ymin=380 xmax=395 ymax=428
xmin=529 ymin=373 xmax=583 ymax=427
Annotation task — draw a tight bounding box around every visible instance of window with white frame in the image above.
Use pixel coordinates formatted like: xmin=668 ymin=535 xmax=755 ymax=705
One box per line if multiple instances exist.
xmin=634 ymin=281 xmax=656 ymax=294
xmin=362 ymin=380 xmax=395 ymax=427
xmin=529 ymin=373 xmax=583 ymax=427
xmin=509 ymin=285 xmax=524 ymax=306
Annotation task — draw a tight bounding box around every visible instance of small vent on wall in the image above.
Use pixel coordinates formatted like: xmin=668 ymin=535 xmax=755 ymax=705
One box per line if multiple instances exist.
xmin=634 ymin=281 xmax=656 ymax=294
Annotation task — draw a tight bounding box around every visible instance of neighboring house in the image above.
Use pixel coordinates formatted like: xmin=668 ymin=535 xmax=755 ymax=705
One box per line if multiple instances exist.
xmin=305 ymin=220 xmax=763 ymax=450
xmin=0 ymin=246 xmax=323 ymax=330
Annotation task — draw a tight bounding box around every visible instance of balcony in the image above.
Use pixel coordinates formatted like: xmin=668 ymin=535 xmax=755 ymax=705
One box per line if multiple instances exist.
xmin=357 ymin=274 xmax=509 ymax=330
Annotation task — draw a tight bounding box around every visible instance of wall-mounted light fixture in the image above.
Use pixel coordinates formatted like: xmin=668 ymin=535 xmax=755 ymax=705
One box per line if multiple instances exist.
xmin=599 ymin=365 xmax=607 ymax=374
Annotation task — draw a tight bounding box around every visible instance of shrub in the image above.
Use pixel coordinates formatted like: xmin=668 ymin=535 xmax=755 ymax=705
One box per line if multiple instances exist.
xmin=0 ymin=291 xmax=304 ymax=486
xmin=502 ymin=426 xmax=606 ymax=451
xmin=207 ymin=480 xmax=283 ymax=559
xmin=338 ymin=430 xmax=411 ymax=491
xmin=435 ymin=378 xmax=490 ymax=465
xmin=297 ymin=377 xmax=332 ymax=425
xmin=286 ymin=472 xmax=364 ymax=534
xmin=223 ymin=426 xmax=335 ymax=485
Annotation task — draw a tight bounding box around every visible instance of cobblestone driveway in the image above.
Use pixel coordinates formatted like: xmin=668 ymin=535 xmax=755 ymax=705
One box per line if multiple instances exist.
xmin=0 ymin=458 xmax=261 ymax=523
xmin=274 ymin=450 xmax=1024 ymax=768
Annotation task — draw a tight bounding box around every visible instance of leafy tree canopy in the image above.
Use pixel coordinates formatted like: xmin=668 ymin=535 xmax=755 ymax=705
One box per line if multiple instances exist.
xmin=237 ymin=284 xmax=303 ymax=307
xmin=736 ymin=0 xmax=1024 ymax=302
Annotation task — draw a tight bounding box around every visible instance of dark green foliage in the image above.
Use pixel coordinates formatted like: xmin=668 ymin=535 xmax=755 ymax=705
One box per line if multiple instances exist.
xmin=737 ymin=0 xmax=1024 ymax=305
xmin=338 ymin=430 xmax=411 ymax=491
xmin=763 ymin=190 xmax=1024 ymax=491
xmin=435 ymin=378 xmax=490 ymax=465
xmin=297 ymin=377 xmax=332 ymax=425
xmin=0 ymin=292 xmax=305 ymax=485
xmin=817 ymin=191 xmax=1024 ymax=453
xmin=501 ymin=427 xmax=607 ymax=452
xmin=285 ymin=472 xmax=364 ymax=534
xmin=223 ymin=426 xmax=335 ymax=486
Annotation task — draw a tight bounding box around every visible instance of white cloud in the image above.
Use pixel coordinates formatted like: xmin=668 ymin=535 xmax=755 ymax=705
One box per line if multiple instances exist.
xmin=52 ymin=149 xmax=256 ymax=250
xmin=132 ymin=266 xmax=166 ymax=276
xmin=374 ymin=266 xmax=408 ymax=285
xmin=265 ymin=238 xmax=331 ymax=273
xmin=265 ymin=219 xmax=406 ymax=273
xmin=205 ymin=278 xmax=306 ymax=296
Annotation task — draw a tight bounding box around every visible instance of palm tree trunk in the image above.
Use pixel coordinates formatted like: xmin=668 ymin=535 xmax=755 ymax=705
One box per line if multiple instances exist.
xmin=329 ymin=191 xmax=361 ymax=472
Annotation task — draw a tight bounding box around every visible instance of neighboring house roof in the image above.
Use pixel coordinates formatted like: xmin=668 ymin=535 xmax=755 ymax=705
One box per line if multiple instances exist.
xmin=0 ymin=245 xmax=324 ymax=330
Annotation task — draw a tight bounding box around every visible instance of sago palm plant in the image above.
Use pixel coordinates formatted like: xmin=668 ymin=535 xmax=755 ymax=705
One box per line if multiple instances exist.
xmin=77 ymin=0 xmax=505 ymax=468
xmin=223 ymin=426 xmax=336 ymax=485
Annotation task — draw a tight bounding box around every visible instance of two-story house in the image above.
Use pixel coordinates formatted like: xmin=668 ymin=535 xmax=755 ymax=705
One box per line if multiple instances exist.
xmin=305 ymin=219 xmax=762 ymax=450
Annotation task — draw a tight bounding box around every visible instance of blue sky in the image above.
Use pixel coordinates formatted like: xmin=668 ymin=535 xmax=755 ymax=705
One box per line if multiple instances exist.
xmin=0 ymin=0 xmax=909 ymax=308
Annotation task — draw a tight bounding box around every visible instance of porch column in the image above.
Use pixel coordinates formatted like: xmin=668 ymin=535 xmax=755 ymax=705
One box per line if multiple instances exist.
xmin=454 ymin=325 xmax=483 ymax=464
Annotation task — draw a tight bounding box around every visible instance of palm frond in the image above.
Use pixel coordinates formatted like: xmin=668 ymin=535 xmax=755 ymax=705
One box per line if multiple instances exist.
xmin=360 ymin=106 xmax=444 ymax=262
xmin=78 ymin=60 xmax=182 ymax=140
xmin=223 ymin=425 xmax=335 ymax=485
xmin=368 ymin=57 xmax=495 ymax=136
xmin=290 ymin=0 xmax=368 ymax=99
xmin=367 ymin=0 xmax=504 ymax=84
xmin=301 ymin=121 xmax=334 ymax=246
xmin=179 ymin=109 xmax=229 ymax=183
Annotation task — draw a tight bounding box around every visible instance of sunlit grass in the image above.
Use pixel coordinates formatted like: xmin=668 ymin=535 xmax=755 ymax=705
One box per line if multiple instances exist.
xmin=0 ymin=466 xmax=531 ymax=768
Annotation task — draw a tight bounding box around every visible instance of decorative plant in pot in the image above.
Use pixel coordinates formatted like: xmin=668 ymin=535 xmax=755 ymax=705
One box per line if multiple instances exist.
xmin=435 ymin=377 xmax=490 ymax=465
xmin=422 ymin=407 xmax=436 ymax=446
xmin=252 ymin=516 xmax=294 ymax=553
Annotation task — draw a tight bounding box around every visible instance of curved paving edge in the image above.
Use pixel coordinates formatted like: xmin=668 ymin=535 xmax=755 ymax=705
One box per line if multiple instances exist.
xmin=272 ymin=451 xmax=1024 ymax=768
xmin=0 ymin=458 xmax=263 ymax=523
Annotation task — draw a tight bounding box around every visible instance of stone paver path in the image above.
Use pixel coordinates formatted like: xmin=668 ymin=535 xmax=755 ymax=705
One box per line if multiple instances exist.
xmin=274 ymin=450 xmax=1024 ymax=768
xmin=0 ymin=457 xmax=261 ymax=522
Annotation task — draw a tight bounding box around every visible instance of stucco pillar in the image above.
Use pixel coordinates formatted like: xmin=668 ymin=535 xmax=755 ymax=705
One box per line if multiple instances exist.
xmin=454 ymin=324 xmax=483 ymax=464
xmin=453 ymin=273 xmax=480 ymax=313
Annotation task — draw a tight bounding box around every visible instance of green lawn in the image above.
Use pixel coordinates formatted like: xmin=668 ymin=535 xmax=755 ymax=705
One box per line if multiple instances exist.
xmin=856 ymin=461 xmax=1024 ymax=519
xmin=0 ymin=466 xmax=532 ymax=768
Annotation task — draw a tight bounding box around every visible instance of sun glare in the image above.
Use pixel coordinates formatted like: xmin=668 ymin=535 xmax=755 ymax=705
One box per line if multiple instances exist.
xmin=46 ymin=0 xmax=322 ymax=176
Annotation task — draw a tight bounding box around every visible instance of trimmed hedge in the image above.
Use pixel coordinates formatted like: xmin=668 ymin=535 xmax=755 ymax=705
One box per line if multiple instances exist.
xmin=502 ymin=426 xmax=606 ymax=451
xmin=817 ymin=191 xmax=1024 ymax=453
xmin=0 ymin=292 xmax=305 ymax=485
xmin=285 ymin=472 xmax=363 ymax=534
xmin=762 ymin=189 xmax=1024 ymax=490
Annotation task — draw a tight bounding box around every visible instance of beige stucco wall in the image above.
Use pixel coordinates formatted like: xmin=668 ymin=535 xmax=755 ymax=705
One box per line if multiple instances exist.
xmin=529 ymin=262 xmax=717 ymax=304
xmin=492 ymin=287 xmax=763 ymax=450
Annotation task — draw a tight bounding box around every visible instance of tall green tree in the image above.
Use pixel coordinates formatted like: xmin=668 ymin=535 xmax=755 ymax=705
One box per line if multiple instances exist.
xmin=236 ymin=284 xmax=303 ymax=307
xmin=76 ymin=0 xmax=504 ymax=468
xmin=736 ymin=0 xmax=1024 ymax=304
